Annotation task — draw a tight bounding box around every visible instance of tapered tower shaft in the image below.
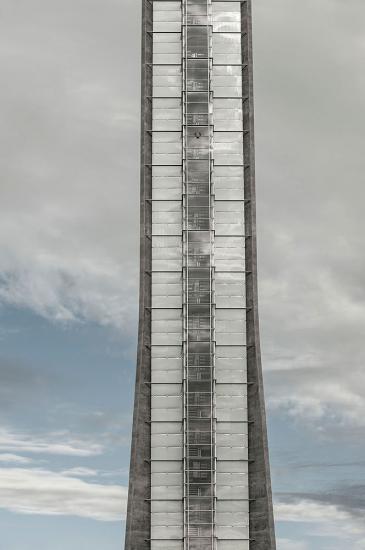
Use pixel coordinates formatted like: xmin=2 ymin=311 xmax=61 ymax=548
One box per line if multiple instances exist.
xmin=125 ymin=1 xmax=276 ymax=549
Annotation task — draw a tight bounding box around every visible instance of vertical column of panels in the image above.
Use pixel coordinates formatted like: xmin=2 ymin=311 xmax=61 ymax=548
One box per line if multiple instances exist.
xmin=151 ymin=3 xmax=184 ymax=549
xmin=183 ymin=1 xmax=215 ymax=549
xmin=213 ymin=2 xmax=249 ymax=549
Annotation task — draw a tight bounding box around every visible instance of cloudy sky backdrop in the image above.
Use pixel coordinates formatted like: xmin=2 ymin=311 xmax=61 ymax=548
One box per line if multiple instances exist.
xmin=0 ymin=0 xmax=364 ymax=548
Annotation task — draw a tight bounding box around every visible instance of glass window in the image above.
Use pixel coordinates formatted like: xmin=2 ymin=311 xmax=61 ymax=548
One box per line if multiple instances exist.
xmin=188 ymin=497 xmax=214 ymax=511
xmin=188 ymin=268 xmax=210 ymax=280
xmin=187 ymin=160 xmax=210 ymax=182
xmin=187 ymin=60 xmax=209 ymax=91
xmin=187 ymin=182 xmax=210 ymax=196
xmin=187 ymin=2 xmax=208 ymax=26
xmin=187 ymin=102 xmax=209 ymax=115
xmin=187 ymin=391 xmax=212 ymax=406
xmin=187 ymin=148 xmax=210 ymax=160
xmin=188 ymin=367 xmax=212 ymax=380
xmin=187 ymin=406 xmax=212 ymax=418
xmin=187 ymin=92 xmax=209 ymax=103
xmin=188 ymin=241 xmax=210 ymax=255
xmin=187 ymin=113 xmax=210 ymax=126
xmin=187 ymin=27 xmax=209 ymax=58
xmin=187 ymin=134 xmax=209 ymax=149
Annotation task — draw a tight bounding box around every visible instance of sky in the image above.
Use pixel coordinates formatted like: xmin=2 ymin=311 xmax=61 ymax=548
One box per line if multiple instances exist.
xmin=0 ymin=0 xmax=364 ymax=549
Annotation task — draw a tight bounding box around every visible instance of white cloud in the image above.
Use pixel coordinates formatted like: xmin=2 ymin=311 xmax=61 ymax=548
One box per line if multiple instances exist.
xmin=276 ymin=499 xmax=365 ymax=543
xmin=61 ymin=467 xmax=98 ymax=477
xmin=251 ymin=0 xmax=365 ymax=434
xmin=0 ymin=0 xmax=140 ymax=331
xmin=277 ymin=539 xmax=308 ymax=550
xmin=0 ymin=467 xmax=126 ymax=521
xmin=0 ymin=428 xmax=103 ymax=457
xmin=0 ymin=454 xmax=32 ymax=464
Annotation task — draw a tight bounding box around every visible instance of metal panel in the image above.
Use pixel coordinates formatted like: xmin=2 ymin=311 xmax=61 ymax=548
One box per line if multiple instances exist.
xmin=151 ymin=446 xmax=183 ymax=461
xmin=216 ymin=500 xmax=249 ymax=513
xmin=151 ymin=472 xmax=183 ymax=486
xmin=151 ymin=395 xmax=182 ymax=410
xmin=216 ymin=459 xmax=248 ymax=472
xmin=151 ymin=345 xmax=182 ymax=358
xmin=151 ymin=384 xmax=182 ymax=396
xmin=152 ymin=500 xmax=183 ymax=513
xmin=217 ymin=526 xmax=249 ymax=539
xmin=152 ymin=512 xmax=183 ymax=526
xmin=216 ymin=512 xmax=249 ymax=526
xmin=151 ymin=542 xmax=183 ymax=550
xmin=216 ymin=434 xmax=248 ymax=447
xmin=125 ymin=1 xmax=274 ymax=548
xmin=217 ymin=447 xmax=248 ymax=461
xmin=152 ymin=369 xmax=182 ymax=383
xmin=151 ymin=526 xmax=183 ymax=540
xmin=152 ymin=461 xmax=183 ymax=473
xmin=217 ymin=542 xmax=249 ymax=550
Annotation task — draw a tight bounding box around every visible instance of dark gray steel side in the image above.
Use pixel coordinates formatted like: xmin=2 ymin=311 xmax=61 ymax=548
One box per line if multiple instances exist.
xmin=242 ymin=1 xmax=276 ymax=549
xmin=124 ymin=1 xmax=152 ymax=548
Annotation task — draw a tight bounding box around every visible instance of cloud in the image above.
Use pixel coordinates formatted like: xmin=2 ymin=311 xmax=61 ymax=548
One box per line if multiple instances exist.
xmin=60 ymin=467 xmax=98 ymax=477
xmin=0 ymin=454 xmax=33 ymax=465
xmin=252 ymin=0 xmax=365 ymax=432
xmin=0 ymin=0 xmax=140 ymax=331
xmin=275 ymin=486 xmax=365 ymax=546
xmin=0 ymin=467 xmax=126 ymax=521
xmin=277 ymin=539 xmax=308 ymax=550
xmin=0 ymin=428 xmax=103 ymax=457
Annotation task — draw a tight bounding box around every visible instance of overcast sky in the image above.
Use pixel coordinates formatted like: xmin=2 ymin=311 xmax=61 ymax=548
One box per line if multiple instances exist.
xmin=0 ymin=0 xmax=364 ymax=549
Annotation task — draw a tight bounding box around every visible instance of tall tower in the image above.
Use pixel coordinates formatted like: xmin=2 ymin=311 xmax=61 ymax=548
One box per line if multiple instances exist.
xmin=125 ymin=1 xmax=276 ymax=549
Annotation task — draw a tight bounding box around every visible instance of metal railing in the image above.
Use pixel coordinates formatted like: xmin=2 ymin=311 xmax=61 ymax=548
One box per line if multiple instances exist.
xmin=182 ymin=1 xmax=216 ymax=549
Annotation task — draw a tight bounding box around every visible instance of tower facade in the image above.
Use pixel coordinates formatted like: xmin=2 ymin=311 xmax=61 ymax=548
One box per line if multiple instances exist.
xmin=125 ymin=1 xmax=276 ymax=549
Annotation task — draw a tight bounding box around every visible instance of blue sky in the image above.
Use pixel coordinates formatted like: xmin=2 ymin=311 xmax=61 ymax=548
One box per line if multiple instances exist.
xmin=0 ymin=0 xmax=365 ymax=549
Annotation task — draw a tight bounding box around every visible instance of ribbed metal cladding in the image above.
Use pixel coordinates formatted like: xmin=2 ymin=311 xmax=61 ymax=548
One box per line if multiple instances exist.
xmin=125 ymin=1 xmax=276 ymax=549
xmin=182 ymin=1 xmax=215 ymax=549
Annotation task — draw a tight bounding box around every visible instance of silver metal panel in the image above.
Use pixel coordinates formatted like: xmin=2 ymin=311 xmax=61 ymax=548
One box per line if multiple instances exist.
xmin=151 ymin=395 xmax=182 ymax=410
xmin=217 ymin=542 xmax=249 ymax=550
xmin=216 ymin=434 xmax=248 ymax=447
xmin=151 ymin=542 xmax=183 ymax=550
xmin=152 ymin=409 xmax=182 ymax=422
xmin=216 ymin=406 xmax=248 ymax=423
xmin=151 ymin=472 xmax=182 ymax=486
xmin=217 ymin=447 xmax=248 ymax=461
xmin=151 ymin=446 xmax=183 ymax=461
xmin=151 ymin=345 xmax=182 ymax=358
xmin=151 ymin=384 xmax=182 ymax=396
xmin=217 ymin=461 xmax=249 ymax=476
xmin=152 ymin=461 xmax=183 ymax=473
xmin=151 ymin=356 xmax=182 ymax=370
xmin=217 ymin=526 xmax=249 ymax=540
xmin=151 ymin=526 xmax=183 ymax=540
xmin=152 ymin=500 xmax=183 ymax=513
xmin=215 ymin=383 xmax=247 ymax=396
xmin=147 ymin=1 xmax=252 ymax=547
xmin=216 ymin=512 xmax=249 ymax=526
xmin=152 ymin=369 xmax=182 ymax=383
xmin=152 ymin=512 xmax=183 ymax=526
xmin=216 ymin=500 xmax=249 ymax=513
xmin=151 ymin=485 xmax=183 ymax=500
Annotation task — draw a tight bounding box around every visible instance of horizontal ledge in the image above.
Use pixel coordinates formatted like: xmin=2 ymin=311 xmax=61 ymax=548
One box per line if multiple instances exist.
xmin=149 ymin=384 xmax=249 ymax=388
